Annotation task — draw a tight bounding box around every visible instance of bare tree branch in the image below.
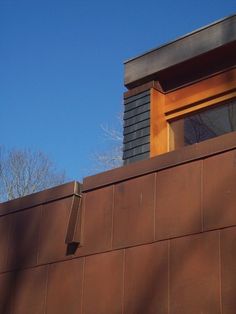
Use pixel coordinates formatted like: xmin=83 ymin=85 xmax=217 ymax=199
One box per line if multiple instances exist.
xmin=0 ymin=147 xmax=66 ymax=202
xmin=92 ymin=114 xmax=123 ymax=172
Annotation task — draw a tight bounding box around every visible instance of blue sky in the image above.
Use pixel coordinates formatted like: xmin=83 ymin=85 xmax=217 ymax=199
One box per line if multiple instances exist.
xmin=1 ymin=0 xmax=235 ymax=181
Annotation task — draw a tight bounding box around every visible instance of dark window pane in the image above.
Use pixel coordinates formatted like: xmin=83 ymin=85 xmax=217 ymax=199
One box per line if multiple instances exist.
xmin=170 ymin=99 xmax=236 ymax=150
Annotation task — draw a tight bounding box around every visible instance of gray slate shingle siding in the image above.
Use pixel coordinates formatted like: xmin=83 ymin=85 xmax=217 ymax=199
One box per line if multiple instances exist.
xmin=123 ymin=90 xmax=150 ymax=164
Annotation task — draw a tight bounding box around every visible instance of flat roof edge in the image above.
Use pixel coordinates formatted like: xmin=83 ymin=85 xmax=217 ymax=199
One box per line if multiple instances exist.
xmin=83 ymin=132 xmax=236 ymax=192
xmin=124 ymin=14 xmax=236 ymax=64
xmin=0 ymin=181 xmax=81 ymax=216
xmin=124 ymin=14 xmax=236 ymax=88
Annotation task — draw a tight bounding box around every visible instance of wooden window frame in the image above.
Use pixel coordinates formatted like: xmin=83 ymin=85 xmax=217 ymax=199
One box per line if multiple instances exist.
xmin=150 ymin=67 xmax=236 ymax=157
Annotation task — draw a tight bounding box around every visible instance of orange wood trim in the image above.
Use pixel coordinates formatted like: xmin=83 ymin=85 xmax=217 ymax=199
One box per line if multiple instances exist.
xmin=150 ymin=68 xmax=236 ymax=158
xmin=169 ymin=119 xmax=185 ymax=151
xmin=150 ymin=88 xmax=168 ymax=156
xmin=164 ymin=67 xmax=236 ymax=114
xmin=166 ymin=90 xmax=236 ymax=121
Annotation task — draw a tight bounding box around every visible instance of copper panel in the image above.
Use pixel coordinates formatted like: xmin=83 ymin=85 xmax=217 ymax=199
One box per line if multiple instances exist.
xmin=46 ymin=258 xmax=84 ymax=314
xmin=203 ymin=150 xmax=236 ymax=230
xmin=124 ymin=242 xmax=168 ymax=314
xmin=7 ymin=206 xmax=41 ymax=270
xmin=155 ymin=161 xmax=202 ymax=240
xmin=12 ymin=265 xmax=47 ymax=314
xmin=0 ymin=272 xmax=14 ymax=314
xmin=78 ymin=186 xmax=113 ymax=256
xmin=170 ymin=231 xmax=220 ymax=314
xmin=83 ymin=250 xmax=123 ymax=314
xmin=83 ymin=131 xmax=236 ymax=192
xmin=0 ymin=215 xmax=11 ymax=272
xmin=113 ymin=174 xmax=155 ymax=248
xmin=221 ymin=227 xmax=236 ymax=313
xmin=0 ymin=181 xmax=80 ymax=216
xmin=38 ymin=197 xmax=72 ymax=264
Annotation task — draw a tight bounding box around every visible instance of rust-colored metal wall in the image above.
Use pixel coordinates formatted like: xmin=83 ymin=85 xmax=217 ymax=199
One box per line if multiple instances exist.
xmin=0 ymin=132 xmax=236 ymax=313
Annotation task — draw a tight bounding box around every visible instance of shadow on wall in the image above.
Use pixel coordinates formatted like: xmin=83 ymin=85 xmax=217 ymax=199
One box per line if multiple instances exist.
xmin=0 ymin=188 xmax=81 ymax=314
xmin=0 ymin=150 xmax=236 ymax=313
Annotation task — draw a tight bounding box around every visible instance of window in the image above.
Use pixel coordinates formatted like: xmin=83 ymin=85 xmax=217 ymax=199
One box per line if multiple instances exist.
xmin=150 ymin=67 xmax=236 ymax=157
xmin=169 ymin=99 xmax=236 ymax=150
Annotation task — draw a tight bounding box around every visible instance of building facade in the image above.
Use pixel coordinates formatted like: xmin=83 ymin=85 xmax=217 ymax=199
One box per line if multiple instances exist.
xmin=0 ymin=15 xmax=236 ymax=314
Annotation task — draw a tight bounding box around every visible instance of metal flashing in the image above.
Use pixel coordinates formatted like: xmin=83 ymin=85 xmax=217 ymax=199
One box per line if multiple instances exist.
xmin=124 ymin=14 xmax=236 ymax=88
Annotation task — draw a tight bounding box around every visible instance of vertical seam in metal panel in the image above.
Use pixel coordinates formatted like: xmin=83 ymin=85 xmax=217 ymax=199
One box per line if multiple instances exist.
xmin=5 ymin=213 xmax=14 ymax=273
xmin=36 ymin=206 xmax=43 ymax=266
xmin=43 ymin=265 xmax=49 ymax=314
xmin=153 ymin=172 xmax=157 ymax=241
xmin=121 ymin=249 xmax=126 ymax=314
xmin=111 ymin=185 xmax=115 ymax=250
xmin=219 ymin=230 xmax=223 ymax=314
xmin=200 ymin=160 xmax=204 ymax=232
xmin=168 ymin=240 xmax=170 ymax=314
xmin=10 ymin=270 xmax=16 ymax=314
xmin=81 ymin=257 xmax=86 ymax=314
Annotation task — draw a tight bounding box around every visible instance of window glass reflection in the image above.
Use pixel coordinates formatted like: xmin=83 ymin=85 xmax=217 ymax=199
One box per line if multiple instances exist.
xmin=170 ymin=99 xmax=236 ymax=150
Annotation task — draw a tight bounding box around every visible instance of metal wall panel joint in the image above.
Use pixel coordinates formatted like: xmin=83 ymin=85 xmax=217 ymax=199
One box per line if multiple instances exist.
xmin=65 ymin=194 xmax=83 ymax=253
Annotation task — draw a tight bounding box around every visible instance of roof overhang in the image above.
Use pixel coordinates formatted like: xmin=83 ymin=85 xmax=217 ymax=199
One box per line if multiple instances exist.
xmin=124 ymin=14 xmax=236 ymax=89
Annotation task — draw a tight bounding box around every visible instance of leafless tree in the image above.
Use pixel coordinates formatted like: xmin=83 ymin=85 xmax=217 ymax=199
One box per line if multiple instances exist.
xmin=0 ymin=147 xmax=66 ymax=202
xmin=92 ymin=115 xmax=123 ymax=172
